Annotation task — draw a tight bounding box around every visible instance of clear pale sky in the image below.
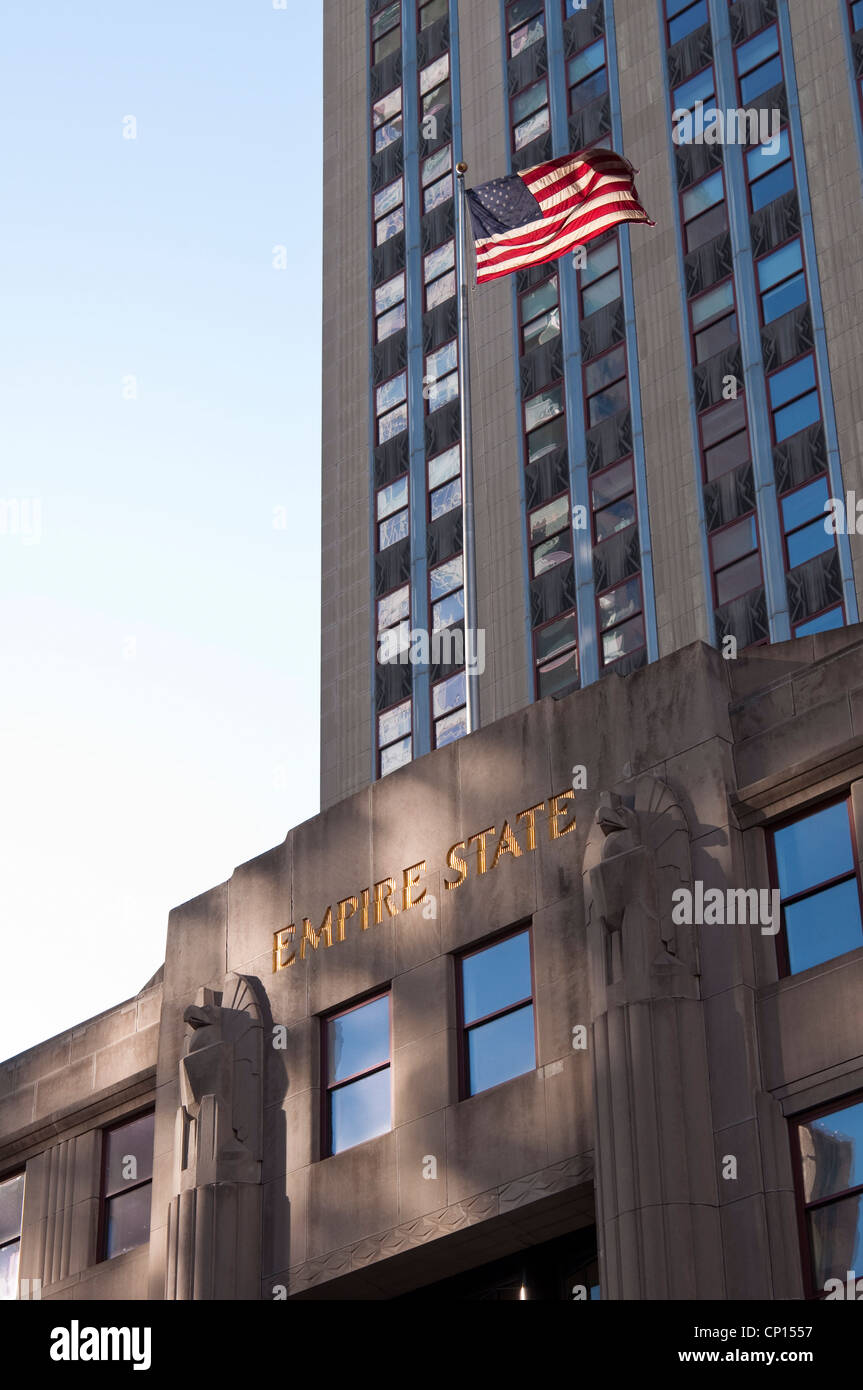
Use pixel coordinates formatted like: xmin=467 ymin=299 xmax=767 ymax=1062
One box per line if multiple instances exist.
xmin=0 ymin=2 xmax=323 ymax=1058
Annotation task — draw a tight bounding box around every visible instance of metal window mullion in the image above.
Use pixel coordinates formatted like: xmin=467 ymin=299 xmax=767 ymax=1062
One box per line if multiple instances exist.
xmin=777 ymin=0 xmax=858 ymax=623
xmin=403 ymin=0 xmax=432 ymax=755
xmin=709 ymin=0 xmax=791 ymax=641
xmin=547 ymin=0 xmax=599 ymax=686
xmin=604 ymin=0 xmax=660 ymax=664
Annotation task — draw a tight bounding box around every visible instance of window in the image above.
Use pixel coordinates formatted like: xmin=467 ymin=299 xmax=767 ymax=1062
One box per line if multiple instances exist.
xmin=736 ymin=25 xmax=782 ymax=105
xmin=420 ymin=54 xmax=450 ymax=128
xmin=374 ymin=178 xmax=404 ymax=245
xmin=424 ymin=238 xmax=455 ymax=311
xmin=375 ymin=272 xmax=406 ymax=342
xmin=324 ymin=994 xmax=391 ymax=1154
xmin=699 ymin=394 xmax=751 ymax=481
xmin=430 ymin=554 xmax=464 ymax=631
xmin=422 ymin=144 xmax=453 ymax=211
xmin=0 ymin=1173 xmax=24 ymax=1300
xmin=425 ymin=339 xmax=458 ymax=412
xmin=535 ymin=612 xmax=578 ymax=697
xmin=747 ymin=128 xmax=793 ymax=212
xmin=419 ymin=0 xmax=448 ymax=30
xmin=100 ymin=1111 xmax=154 ymax=1261
xmin=795 ymin=606 xmax=844 ymax=637
xmin=853 ymin=0 xmax=863 ymax=33
xmin=525 ymin=384 xmax=565 ymax=463
xmin=529 ymin=494 xmax=571 ymax=576
xmin=682 ymin=169 xmax=727 ymax=252
xmin=771 ymin=799 xmax=863 ymax=974
xmin=768 ymin=354 xmax=819 ymax=443
xmin=520 ymin=274 xmax=560 ymax=353
xmin=710 ymin=514 xmax=761 ymax=605
xmin=794 ymin=1096 xmax=863 ymax=1296
xmin=512 ymin=79 xmax=549 ymax=151
xmin=580 ymin=234 xmax=620 ymax=315
xmin=377 ymin=474 xmax=409 ymax=550
xmin=372 ymin=2 xmax=401 ymax=65
xmin=428 ymin=444 xmax=461 ymax=520
xmin=458 ymin=929 xmax=536 ymax=1097
xmin=568 ymin=40 xmax=607 ymax=112
xmin=757 ymin=238 xmax=806 ymax=324
xmin=690 ymin=279 xmax=737 ymax=363
xmin=372 ymin=86 xmax=402 ymax=153
xmin=379 ymin=701 xmax=412 ymax=775
xmin=781 ymin=475 xmax=833 ymax=570
xmin=672 ymin=66 xmax=717 ymax=143
xmin=666 ymin=0 xmax=708 ymax=45
xmin=377 ymin=370 xmax=408 ymax=443
xmin=508 ymin=0 xmax=544 ymax=57
xmin=584 ymin=344 xmax=627 ymax=426
xmin=377 ymin=583 xmax=411 ymax=666
xmin=592 ymin=456 xmax=635 ymax=542
xmin=433 ymin=670 xmax=467 ymax=747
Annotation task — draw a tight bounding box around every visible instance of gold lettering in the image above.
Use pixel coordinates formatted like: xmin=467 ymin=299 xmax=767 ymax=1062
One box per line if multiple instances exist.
xmin=273 ymin=925 xmax=295 ymax=971
xmin=444 ymin=841 xmax=467 ymax=890
xmin=373 ymin=877 xmax=400 ymax=924
xmin=467 ymin=826 xmax=496 ymax=874
xmin=300 ymin=907 xmax=333 ymax=959
xmin=491 ymin=820 xmax=522 ymax=869
xmin=548 ymin=789 xmax=577 ymax=841
xmin=336 ymin=896 xmax=358 ymax=942
xmin=402 ymin=861 xmax=427 ymax=911
xmin=360 ymin=886 xmax=370 ymax=930
xmin=517 ymin=801 xmax=545 ymax=852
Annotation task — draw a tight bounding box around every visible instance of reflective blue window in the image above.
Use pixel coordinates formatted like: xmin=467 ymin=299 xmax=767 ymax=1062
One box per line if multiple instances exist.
xmin=736 ymin=24 xmax=779 ymax=76
xmin=673 ymin=66 xmax=715 ymax=113
xmin=854 ymin=0 xmax=863 ymax=32
xmin=797 ymin=1099 xmax=863 ymax=1291
xmin=786 ymin=518 xmax=834 ymax=569
xmin=747 ymin=129 xmax=794 ymax=210
xmin=781 ymin=476 xmax=829 ymax=533
xmin=768 ymin=355 xmax=816 ymax=409
xmin=773 ymin=391 xmax=820 ymax=442
xmin=740 ymin=54 xmax=783 ymax=103
xmin=461 ymin=929 xmax=536 ymax=1096
xmin=773 ymin=801 xmax=863 ymax=974
xmin=758 ymin=239 xmax=803 ymax=291
xmin=795 ymin=606 xmax=844 ymax=637
xmin=326 ymin=994 xmax=391 ymax=1154
xmin=668 ymin=0 xmax=707 ymax=45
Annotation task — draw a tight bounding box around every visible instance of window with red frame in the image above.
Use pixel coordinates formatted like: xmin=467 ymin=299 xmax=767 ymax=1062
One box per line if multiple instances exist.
xmin=792 ymin=1094 xmax=863 ymax=1297
xmin=458 ymin=928 xmax=536 ymax=1097
xmin=769 ymin=797 xmax=863 ymax=975
xmin=324 ymin=993 xmax=391 ymax=1155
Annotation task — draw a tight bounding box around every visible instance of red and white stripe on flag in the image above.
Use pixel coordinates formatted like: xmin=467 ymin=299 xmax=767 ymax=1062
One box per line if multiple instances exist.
xmin=474 ymin=149 xmax=653 ymax=285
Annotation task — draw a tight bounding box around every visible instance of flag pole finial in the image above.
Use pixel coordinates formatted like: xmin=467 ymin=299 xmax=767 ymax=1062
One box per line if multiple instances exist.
xmin=456 ymin=161 xmax=468 ymax=175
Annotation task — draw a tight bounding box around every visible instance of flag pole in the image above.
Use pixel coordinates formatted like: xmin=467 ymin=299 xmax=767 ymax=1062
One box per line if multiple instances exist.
xmin=455 ymin=161 xmax=480 ymax=735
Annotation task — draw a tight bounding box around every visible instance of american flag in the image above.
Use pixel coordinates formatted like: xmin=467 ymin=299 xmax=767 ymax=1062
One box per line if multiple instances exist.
xmin=466 ymin=148 xmax=653 ymax=285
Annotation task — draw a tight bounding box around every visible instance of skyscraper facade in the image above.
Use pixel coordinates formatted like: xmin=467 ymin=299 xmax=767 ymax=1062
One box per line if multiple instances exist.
xmin=320 ymin=0 xmax=863 ymax=809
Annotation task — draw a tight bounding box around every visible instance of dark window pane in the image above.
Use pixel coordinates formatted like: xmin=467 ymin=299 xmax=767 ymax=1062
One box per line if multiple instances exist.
xmin=537 ymin=648 xmax=578 ymax=697
xmin=585 ymin=345 xmax=625 ymax=397
xmin=740 ymin=55 xmax=783 ymax=104
xmin=570 ymin=69 xmax=608 ymax=110
xmin=420 ymin=0 xmax=448 ymax=28
xmin=591 ymin=458 xmax=633 ymax=509
xmin=521 ymin=277 xmax=558 ymax=325
xmin=685 ymin=201 xmax=727 ymax=252
xmin=328 ymin=996 xmax=389 ymax=1085
xmin=705 ymin=429 xmax=750 ymax=481
xmin=700 ymin=394 xmax=746 ymax=449
xmin=430 ymin=477 xmax=461 ymax=520
xmin=695 ymin=312 xmax=737 ymax=363
xmin=691 ymin=279 xmax=734 ymax=330
xmin=598 ymin=577 xmax=641 ymax=631
xmin=594 ymin=494 xmax=635 ymax=542
xmin=508 ymin=0 xmax=542 ymax=27
xmin=602 ymin=614 xmax=645 ymax=663
xmin=105 ymin=1113 xmax=154 ymax=1198
xmin=715 ymin=550 xmax=761 ymax=604
xmin=330 ymin=1069 xmax=391 ymax=1154
xmin=372 ymin=2 xmax=400 ymax=40
xmin=535 ymin=613 xmax=577 ymax=663
xmin=785 ymin=878 xmax=863 ymax=974
xmin=807 ymin=1195 xmax=863 ymax=1289
xmin=588 ymin=377 xmax=629 ymax=426
xmin=711 ymin=515 xmax=756 ymax=570
xmin=526 ymin=413 xmax=567 ymax=463
xmin=374 ymin=28 xmax=401 ymax=65
xmin=512 ymin=79 xmax=547 ymax=125
xmin=462 ymin=931 xmax=531 ymax=1025
xmin=773 ymin=802 xmax=854 ymax=899
xmin=787 ymin=517 xmax=834 ymax=568
xmin=529 ymin=494 xmax=570 ymax=544
xmin=468 ymin=1004 xmax=536 ymax=1095
xmin=0 ymin=1240 xmax=20 ymax=1300
xmin=0 ymin=1175 xmax=24 ymax=1246
xmin=800 ymin=1102 xmax=863 ymax=1202
xmin=105 ymin=1184 xmax=151 ymax=1259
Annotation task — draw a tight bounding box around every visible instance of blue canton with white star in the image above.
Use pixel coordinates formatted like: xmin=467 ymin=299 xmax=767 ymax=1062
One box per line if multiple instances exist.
xmin=466 ymin=175 xmax=543 ymax=238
